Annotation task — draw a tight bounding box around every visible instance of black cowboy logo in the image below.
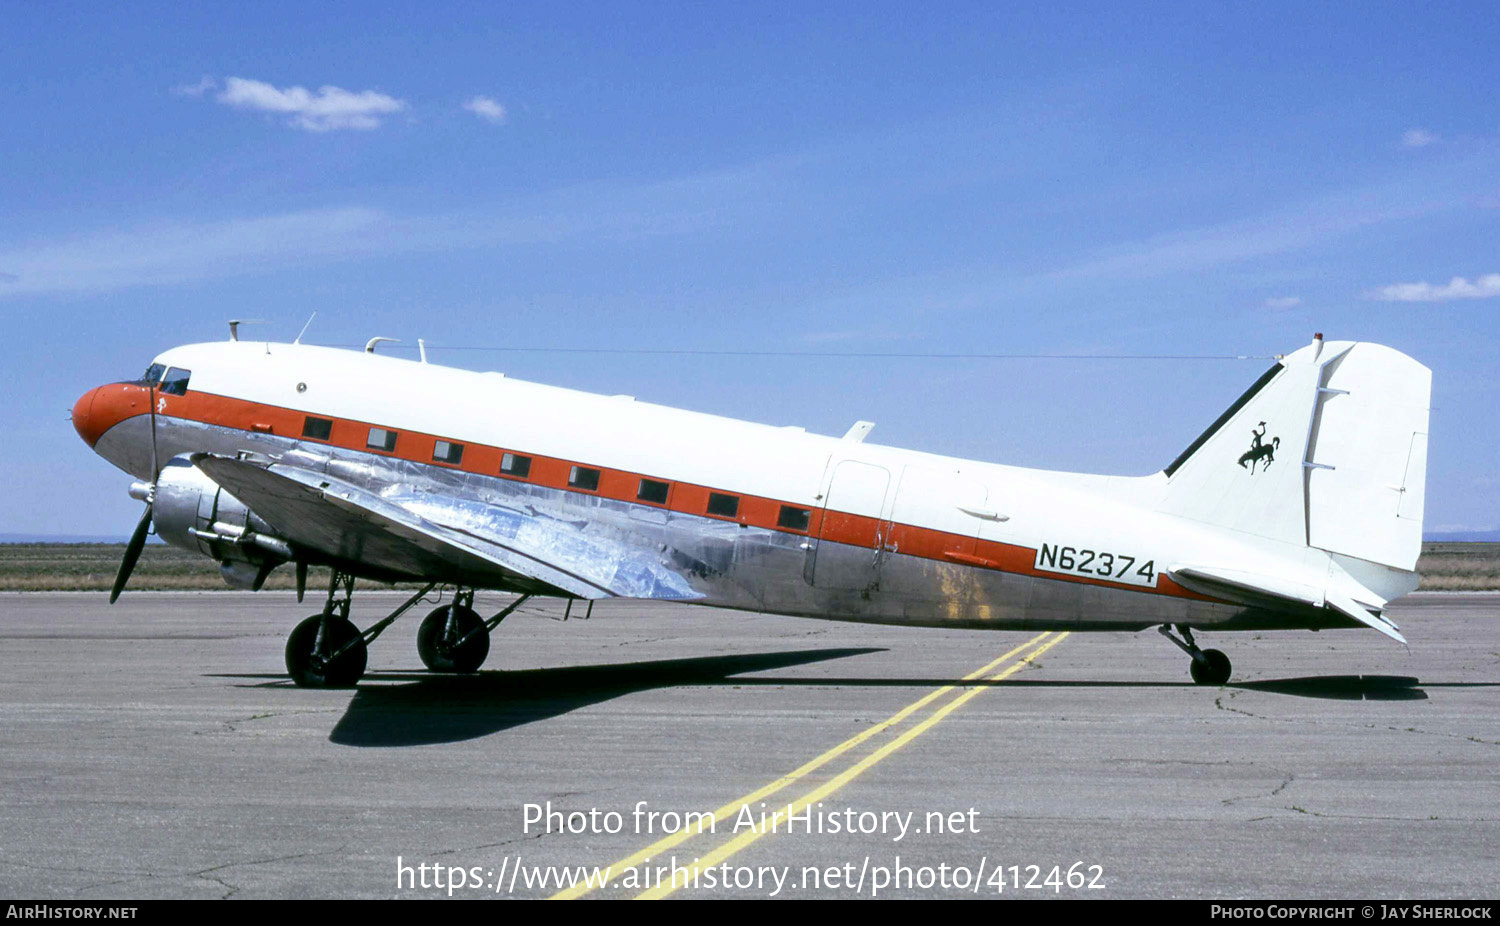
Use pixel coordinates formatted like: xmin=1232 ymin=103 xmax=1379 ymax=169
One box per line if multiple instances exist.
xmin=1238 ymin=421 xmax=1280 ymax=474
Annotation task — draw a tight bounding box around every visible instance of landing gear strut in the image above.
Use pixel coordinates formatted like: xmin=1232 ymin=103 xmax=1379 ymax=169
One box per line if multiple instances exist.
xmin=1159 ymin=624 xmax=1232 ymax=685
xmin=417 ymin=592 xmax=531 ymax=673
xmin=283 ymin=571 xmax=436 ymax=688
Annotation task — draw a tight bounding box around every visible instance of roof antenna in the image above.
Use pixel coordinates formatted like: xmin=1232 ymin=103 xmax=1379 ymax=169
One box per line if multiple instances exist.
xmin=418 ymin=339 xmax=429 ymax=363
xmin=294 ymin=312 xmax=317 ymax=345
xmin=365 ymin=337 xmax=399 ymax=354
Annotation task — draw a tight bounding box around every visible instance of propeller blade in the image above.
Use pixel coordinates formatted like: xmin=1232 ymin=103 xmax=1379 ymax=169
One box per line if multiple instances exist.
xmin=110 ymin=504 xmax=153 ymax=604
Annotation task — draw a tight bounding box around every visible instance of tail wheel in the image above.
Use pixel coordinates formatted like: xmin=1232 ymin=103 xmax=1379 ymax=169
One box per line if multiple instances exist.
xmin=417 ymin=604 xmax=490 ymax=673
xmin=285 ymin=614 xmax=368 ymax=688
xmin=1190 ymin=648 xmax=1232 ymax=685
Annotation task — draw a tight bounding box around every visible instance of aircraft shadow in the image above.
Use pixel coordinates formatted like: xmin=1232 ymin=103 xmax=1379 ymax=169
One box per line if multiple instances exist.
xmin=1230 ymin=675 xmax=1431 ymax=701
xmin=998 ymin=675 xmax=1445 ymax=701
xmin=325 ymin=647 xmax=884 ymax=747
xmin=203 ymin=664 xmax=1493 ymax=747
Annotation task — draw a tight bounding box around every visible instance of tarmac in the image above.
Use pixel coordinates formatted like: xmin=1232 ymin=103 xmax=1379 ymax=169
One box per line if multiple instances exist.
xmin=1 ymin=590 xmax=1496 ymax=899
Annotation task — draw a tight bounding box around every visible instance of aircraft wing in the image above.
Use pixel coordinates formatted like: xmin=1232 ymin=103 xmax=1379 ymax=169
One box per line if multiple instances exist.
xmin=1168 ymin=563 xmax=1405 ymax=643
xmin=191 ymin=453 xmax=703 ymax=601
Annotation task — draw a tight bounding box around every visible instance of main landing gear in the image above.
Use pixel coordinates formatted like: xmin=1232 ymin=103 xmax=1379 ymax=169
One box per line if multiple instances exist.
xmin=416 ymin=591 xmax=532 ymax=673
xmin=1159 ymin=624 xmax=1232 ymax=685
xmin=283 ymin=570 xmax=532 ymax=688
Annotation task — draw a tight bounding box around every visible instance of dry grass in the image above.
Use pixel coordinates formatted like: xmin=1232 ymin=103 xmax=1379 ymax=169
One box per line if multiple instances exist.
xmin=1 ymin=541 xmax=1495 ymax=591
xmin=0 ymin=544 xmax=397 ymax=592
xmin=1415 ymin=542 xmax=1500 ymax=590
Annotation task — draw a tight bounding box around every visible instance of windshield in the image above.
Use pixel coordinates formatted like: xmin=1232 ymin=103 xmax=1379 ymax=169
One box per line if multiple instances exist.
xmin=160 ymin=367 xmax=192 ymax=396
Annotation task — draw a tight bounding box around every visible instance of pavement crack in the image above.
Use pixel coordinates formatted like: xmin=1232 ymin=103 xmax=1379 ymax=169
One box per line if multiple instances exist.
xmin=1221 ymin=768 xmax=1295 ymax=807
xmin=1278 ymin=808 xmax=1498 ymax=823
xmin=429 ymin=836 xmax=530 ymax=857
xmin=195 ymin=872 xmax=240 ymax=900
xmin=205 ymin=707 xmax=342 ymax=734
xmin=184 ymin=846 xmax=350 ymax=898
xmin=1214 ymin=689 xmax=1498 ymax=748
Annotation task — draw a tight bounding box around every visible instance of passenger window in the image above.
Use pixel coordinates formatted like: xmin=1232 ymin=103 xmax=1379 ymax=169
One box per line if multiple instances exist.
xmin=366 ymin=427 xmax=398 ymax=452
xmin=707 ymin=492 xmax=739 ymax=518
xmin=500 ymin=453 xmax=531 ymax=478
xmin=433 ymin=440 xmax=464 ymax=465
xmin=569 ymin=466 xmax=601 ymax=491
xmin=637 ymin=478 xmax=670 ymax=505
xmin=159 ymin=367 xmax=192 ymax=396
xmin=301 ymin=417 xmax=333 ymax=441
xmin=777 ymin=505 xmax=812 ymax=532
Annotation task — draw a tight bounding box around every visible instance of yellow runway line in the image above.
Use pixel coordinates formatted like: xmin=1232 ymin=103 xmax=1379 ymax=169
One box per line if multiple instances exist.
xmin=633 ymin=632 xmax=1069 ymax=899
xmin=551 ymin=631 xmax=1060 ymax=900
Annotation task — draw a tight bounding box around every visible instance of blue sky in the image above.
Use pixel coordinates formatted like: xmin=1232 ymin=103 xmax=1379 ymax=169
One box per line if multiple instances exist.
xmin=2 ymin=1 xmax=1496 ymax=537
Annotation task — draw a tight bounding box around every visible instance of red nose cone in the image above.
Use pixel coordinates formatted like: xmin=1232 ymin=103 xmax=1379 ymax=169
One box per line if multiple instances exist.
xmin=72 ymin=383 xmax=148 ymax=448
xmin=72 ymin=386 xmax=103 ymax=446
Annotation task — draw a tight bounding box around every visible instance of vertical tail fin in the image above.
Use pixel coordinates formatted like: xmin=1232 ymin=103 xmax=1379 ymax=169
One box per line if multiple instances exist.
xmin=1161 ymin=338 xmax=1431 ymax=572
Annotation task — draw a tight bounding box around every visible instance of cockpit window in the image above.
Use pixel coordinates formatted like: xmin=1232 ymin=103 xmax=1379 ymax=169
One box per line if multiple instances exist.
xmin=159 ymin=367 xmax=192 ymax=396
xmin=139 ymin=363 xmax=166 ymax=386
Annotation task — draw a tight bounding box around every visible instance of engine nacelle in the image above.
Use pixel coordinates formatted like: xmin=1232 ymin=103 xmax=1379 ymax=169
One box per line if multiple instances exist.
xmin=151 ymin=457 xmax=292 ymax=588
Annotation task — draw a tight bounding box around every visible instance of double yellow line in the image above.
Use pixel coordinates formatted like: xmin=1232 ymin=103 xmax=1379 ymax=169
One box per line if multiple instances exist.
xmin=551 ymin=630 xmax=1069 ymax=900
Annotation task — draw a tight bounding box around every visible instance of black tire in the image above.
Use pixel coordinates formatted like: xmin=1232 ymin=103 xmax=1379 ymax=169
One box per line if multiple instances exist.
xmin=416 ymin=604 xmax=490 ymax=673
xmin=1189 ymin=648 xmax=1232 ymax=685
xmin=285 ymin=614 xmax=367 ymax=687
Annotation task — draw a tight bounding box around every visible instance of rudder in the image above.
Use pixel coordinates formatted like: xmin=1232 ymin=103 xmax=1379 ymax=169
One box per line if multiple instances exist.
xmin=1304 ymin=342 xmax=1430 ymax=571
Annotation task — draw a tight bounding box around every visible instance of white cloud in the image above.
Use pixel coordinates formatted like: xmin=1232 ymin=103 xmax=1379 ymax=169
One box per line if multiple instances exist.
xmin=1402 ymin=128 xmax=1439 ymax=148
xmin=463 ymin=96 xmax=507 ymax=124
xmin=0 ymin=163 xmax=772 ymax=298
xmin=1046 ymin=165 xmax=1476 ymax=283
xmin=1262 ymin=295 xmax=1302 ymax=309
xmin=1373 ymin=273 xmax=1500 ymax=302
xmin=171 ymin=76 xmax=218 ymax=98
xmin=0 ymin=208 xmax=389 ymax=296
xmin=214 ymin=77 xmax=407 ymax=131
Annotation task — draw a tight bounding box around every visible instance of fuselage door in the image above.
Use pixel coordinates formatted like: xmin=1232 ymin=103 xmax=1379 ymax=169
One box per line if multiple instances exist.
xmin=884 ymin=466 xmax=991 ymax=615
xmin=887 ymin=466 xmax=989 ymax=564
xmin=807 ymin=459 xmax=892 ymax=590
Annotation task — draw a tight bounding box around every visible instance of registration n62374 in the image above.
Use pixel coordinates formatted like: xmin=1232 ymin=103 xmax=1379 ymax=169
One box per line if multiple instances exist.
xmin=1034 ymin=543 xmax=1157 ymax=587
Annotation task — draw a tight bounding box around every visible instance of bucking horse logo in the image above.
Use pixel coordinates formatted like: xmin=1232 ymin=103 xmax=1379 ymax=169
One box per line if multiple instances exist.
xmin=1238 ymin=421 xmax=1280 ymax=474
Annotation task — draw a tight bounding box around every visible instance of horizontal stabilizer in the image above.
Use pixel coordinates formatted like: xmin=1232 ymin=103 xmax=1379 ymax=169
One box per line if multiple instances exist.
xmin=1169 ymin=564 xmax=1322 ymax=608
xmin=1168 ymin=563 xmax=1404 ymax=643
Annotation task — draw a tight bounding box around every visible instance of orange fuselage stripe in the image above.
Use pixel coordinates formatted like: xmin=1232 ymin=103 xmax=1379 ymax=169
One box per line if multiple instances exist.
xmin=108 ymin=382 xmax=1210 ymax=602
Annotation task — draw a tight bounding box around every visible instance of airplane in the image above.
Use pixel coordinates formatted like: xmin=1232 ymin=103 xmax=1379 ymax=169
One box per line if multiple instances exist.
xmin=71 ymin=331 xmax=1430 ymax=688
